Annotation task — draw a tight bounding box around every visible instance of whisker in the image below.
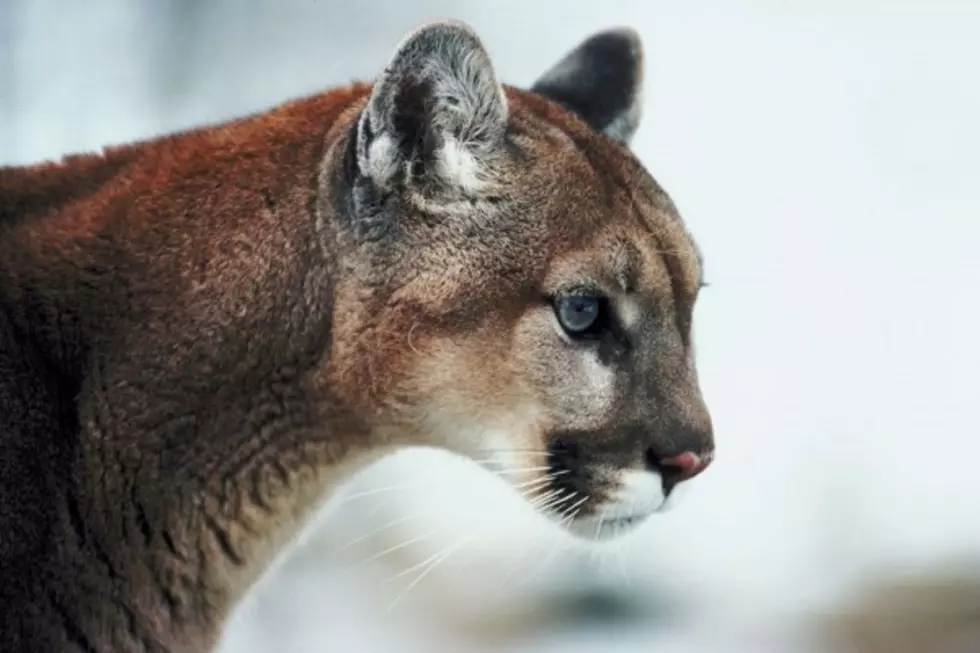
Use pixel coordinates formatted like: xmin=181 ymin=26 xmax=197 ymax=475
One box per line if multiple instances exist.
xmin=503 ymin=494 xmax=589 ymax=594
xmin=514 ymin=538 xmax=561 ymax=590
xmin=407 ymin=321 xmax=422 ymax=355
xmin=514 ymin=495 xmax=580 ymax=591
xmin=513 ymin=484 xmax=565 ymax=510
xmin=593 ymin=509 xmax=605 ymax=543
xmin=386 ymin=534 xmax=476 ymax=610
xmin=591 ymin=506 xmax=610 ymax=571
xmin=385 ymin=535 xmax=473 ymax=583
xmin=475 ymin=448 xmax=552 ymax=454
xmin=511 ymin=476 xmax=557 ymax=492
xmin=498 ymin=470 xmax=570 ymax=487
xmin=557 ymin=506 xmax=583 ymax=531
xmin=526 ymin=488 xmax=564 ymax=508
xmin=335 ymin=511 xmax=425 ymax=554
xmin=474 ymin=464 xmax=570 ymax=478
xmin=559 ymin=495 xmax=589 ymax=518
xmin=480 ymin=465 xmax=554 ymax=474
xmin=495 ymin=541 xmax=537 ymax=592
xmin=509 ymin=470 xmax=571 ymax=495
xmin=538 ymin=491 xmax=579 ymax=515
xmin=332 ymin=482 xmax=441 ymax=508
xmin=616 ymin=499 xmax=636 ymax=584
xmin=530 ymin=489 xmax=572 ymax=512
xmin=358 ymin=530 xmax=437 ymax=565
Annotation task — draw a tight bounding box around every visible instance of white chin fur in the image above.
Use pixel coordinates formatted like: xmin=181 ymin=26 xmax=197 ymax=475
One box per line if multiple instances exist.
xmin=561 ymin=469 xmax=687 ymax=542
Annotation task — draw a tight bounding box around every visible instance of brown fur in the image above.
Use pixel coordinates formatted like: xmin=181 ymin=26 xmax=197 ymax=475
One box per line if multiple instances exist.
xmin=0 ymin=23 xmax=712 ymax=652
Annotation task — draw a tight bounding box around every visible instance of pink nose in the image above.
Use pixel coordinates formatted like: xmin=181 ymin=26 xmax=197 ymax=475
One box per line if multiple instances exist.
xmin=659 ymin=451 xmax=714 ymax=485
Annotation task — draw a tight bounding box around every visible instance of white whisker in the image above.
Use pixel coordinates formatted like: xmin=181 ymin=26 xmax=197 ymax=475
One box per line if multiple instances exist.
xmin=512 ymin=475 xmax=553 ymax=488
xmin=515 ymin=485 xmax=555 ymax=502
xmin=526 ymin=488 xmax=564 ymax=508
xmin=512 ymin=477 xmax=555 ymax=494
xmin=515 ymin=495 xmax=582 ymax=590
xmin=476 ymin=449 xmax=551 ymax=455
xmin=560 ymin=495 xmax=589 ymax=518
xmin=535 ymin=490 xmax=576 ymax=513
xmin=335 ymin=511 xmax=425 ymax=554
xmin=593 ymin=508 xmax=605 ymax=543
xmin=386 ymin=534 xmax=475 ymax=610
xmin=593 ymin=506 xmax=611 ymax=573
xmin=495 ymin=542 xmax=535 ymax=592
xmin=543 ymin=491 xmax=580 ymax=514
xmin=616 ymin=499 xmax=636 ymax=584
xmin=332 ymin=482 xmax=440 ymax=508
xmin=358 ymin=530 xmax=437 ymax=565
xmin=507 ymin=469 xmax=570 ymax=487
xmin=484 ymin=465 xmax=553 ymax=474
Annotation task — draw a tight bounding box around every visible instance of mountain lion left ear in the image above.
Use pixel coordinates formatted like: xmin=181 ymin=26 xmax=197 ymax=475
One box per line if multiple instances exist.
xmin=356 ymin=21 xmax=508 ymax=194
xmin=531 ymin=28 xmax=644 ymax=145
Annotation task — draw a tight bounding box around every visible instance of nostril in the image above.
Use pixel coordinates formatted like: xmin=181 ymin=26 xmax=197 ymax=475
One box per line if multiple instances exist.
xmin=644 ymin=447 xmax=663 ymax=474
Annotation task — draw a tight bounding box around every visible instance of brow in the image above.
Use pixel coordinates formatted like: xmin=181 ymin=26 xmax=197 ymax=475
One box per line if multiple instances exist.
xmin=612 ymin=239 xmax=641 ymax=293
xmin=628 ymin=185 xmax=704 ymax=296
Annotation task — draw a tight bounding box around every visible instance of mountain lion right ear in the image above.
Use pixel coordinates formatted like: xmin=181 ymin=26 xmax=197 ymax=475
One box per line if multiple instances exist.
xmin=356 ymin=21 xmax=508 ymax=195
xmin=532 ymin=28 xmax=644 ymax=145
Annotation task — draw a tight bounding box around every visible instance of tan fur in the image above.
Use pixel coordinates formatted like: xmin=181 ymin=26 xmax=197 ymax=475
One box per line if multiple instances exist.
xmin=0 ymin=22 xmax=712 ymax=651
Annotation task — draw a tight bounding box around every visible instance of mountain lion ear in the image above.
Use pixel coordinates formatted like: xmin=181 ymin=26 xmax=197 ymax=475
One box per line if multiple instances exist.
xmin=532 ymin=28 xmax=644 ymax=144
xmin=356 ymin=21 xmax=508 ymax=194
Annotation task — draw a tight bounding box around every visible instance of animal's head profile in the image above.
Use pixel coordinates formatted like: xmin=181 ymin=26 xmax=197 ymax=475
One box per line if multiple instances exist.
xmin=329 ymin=21 xmax=714 ymax=540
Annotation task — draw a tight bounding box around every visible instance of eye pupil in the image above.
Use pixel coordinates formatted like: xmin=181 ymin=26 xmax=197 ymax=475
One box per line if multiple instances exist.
xmin=556 ymin=295 xmax=602 ymax=335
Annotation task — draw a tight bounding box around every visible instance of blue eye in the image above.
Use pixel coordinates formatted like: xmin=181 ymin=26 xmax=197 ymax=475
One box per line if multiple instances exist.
xmin=555 ymin=295 xmax=602 ymax=335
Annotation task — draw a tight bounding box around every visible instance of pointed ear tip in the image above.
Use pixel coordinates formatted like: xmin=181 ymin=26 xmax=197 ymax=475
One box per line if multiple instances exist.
xmin=590 ymin=27 xmax=644 ymax=59
xmin=400 ymin=19 xmax=483 ymax=47
xmin=603 ymin=26 xmax=642 ymax=43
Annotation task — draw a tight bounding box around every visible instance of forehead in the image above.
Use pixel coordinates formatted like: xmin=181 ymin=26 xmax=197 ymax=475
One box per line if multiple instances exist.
xmin=543 ymin=207 xmax=702 ymax=303
xmin=398 ymin=90 xmax=703 ymax=309
xmin=504 ymin=94 xmax=702 ymax=298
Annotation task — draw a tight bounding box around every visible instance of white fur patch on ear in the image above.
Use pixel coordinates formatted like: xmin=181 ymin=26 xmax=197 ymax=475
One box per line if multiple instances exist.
xmin=434 ymin=135 xmax=488 ymax=193
xmin=362 ymin=133 xmax=401 ymax=189
xmin=357 ymin=21 xmax=508 ymax=193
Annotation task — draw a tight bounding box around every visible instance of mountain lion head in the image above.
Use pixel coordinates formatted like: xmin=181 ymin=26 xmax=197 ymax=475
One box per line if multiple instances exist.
xmin=334 ymin=21 xmax=714 ymax=539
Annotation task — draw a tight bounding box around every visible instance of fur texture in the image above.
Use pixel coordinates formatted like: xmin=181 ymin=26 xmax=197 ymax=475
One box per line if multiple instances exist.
xmin=0 ymin=21 xmax=713 ymax=652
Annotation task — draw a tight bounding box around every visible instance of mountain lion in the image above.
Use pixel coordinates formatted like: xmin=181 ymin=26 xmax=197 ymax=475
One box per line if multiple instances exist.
xmin=0 ymin=20 xmax=714 ymax=652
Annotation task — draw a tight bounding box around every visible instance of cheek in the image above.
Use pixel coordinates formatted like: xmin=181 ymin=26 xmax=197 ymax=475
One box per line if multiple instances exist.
xmin=473 ymin=426 xmax=544 ymax=475
xmin=577 ymin=350 xmax=616 ymax=419
xmin=399 ymin=328 xmax=554 ymax=461
xmin=513 ymin=310 xmax=618 ymax=430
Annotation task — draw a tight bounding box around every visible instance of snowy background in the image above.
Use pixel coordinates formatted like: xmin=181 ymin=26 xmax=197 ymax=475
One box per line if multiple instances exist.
xmin=3 ymin=1 xmax=980 ymax=651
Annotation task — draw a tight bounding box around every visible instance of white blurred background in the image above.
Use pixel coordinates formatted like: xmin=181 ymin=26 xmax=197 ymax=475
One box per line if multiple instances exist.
xmin=3 ymin=1 xmax=980 ymax=652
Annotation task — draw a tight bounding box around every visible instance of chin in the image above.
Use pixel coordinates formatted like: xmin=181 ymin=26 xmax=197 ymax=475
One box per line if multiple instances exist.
xmin=549 ymin=471 xmax=693 ymax=542
xmin=564 ymin=512 xmax=653 ymax=542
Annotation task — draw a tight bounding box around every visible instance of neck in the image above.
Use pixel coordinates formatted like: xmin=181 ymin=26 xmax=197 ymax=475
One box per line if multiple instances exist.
xmin=0 ymin=84 xmax=394 ymax=648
